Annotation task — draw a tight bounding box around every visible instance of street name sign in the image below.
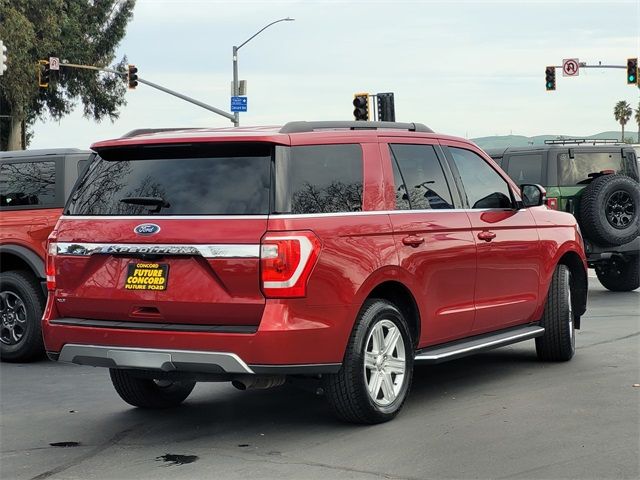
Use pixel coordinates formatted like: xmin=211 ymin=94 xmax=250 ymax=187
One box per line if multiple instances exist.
xmin=231 ymin=96 xmax=247 ymax=112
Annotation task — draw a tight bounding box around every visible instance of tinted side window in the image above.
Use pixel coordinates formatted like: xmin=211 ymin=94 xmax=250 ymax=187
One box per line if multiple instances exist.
xmin=0 ymin=161 xmax=57 ymax=208
xmin=507 ymin=154 xmax=543 ymax=184
xmin=390 ymin=144 xmax=453 ymax=210
xmin=275 ymin=144 xmax=363 ymax=214
xmin=449 ymin=147 xmax=512 ymax=209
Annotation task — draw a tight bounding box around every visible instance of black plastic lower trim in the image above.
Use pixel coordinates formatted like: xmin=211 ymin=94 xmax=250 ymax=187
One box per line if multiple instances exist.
xmin=49 ymin=318 xmax=258 ymax=334
xmin=46 ymin=351 xmax=60 ymax=362
xmin=250 ymin=363 xmax=342 ymax=375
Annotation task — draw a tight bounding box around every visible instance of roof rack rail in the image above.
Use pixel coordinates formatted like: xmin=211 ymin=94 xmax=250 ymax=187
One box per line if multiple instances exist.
xmin=121 ymin=128 xmax=200 ymax=138
xmin=543 ymin=138 xmax=621 ymax=145
xmin=279 ymin=121 xmax=434 ymax=134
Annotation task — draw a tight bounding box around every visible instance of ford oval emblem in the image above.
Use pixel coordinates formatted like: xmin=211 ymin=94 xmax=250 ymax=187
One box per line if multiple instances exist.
xmin=134 ymin=223 xmax=161 ymax=236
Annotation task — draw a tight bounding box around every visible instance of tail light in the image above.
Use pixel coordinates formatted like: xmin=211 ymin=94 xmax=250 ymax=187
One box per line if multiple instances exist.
xmin=260 ymin=231 xmax=321 ymax=298
xmin=546 ymin=197 xmax=558 ymax=210
xmin=46 ymin=240 xmax=57 ymax=291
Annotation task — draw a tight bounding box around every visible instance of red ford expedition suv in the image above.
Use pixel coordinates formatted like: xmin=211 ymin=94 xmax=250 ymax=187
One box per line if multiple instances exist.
xmin=43 ymin=121 xmax=588 ymax=424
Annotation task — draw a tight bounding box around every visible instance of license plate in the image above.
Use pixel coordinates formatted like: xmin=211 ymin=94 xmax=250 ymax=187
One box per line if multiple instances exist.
xmin=124 ymin=263 xmax=169 ymax=291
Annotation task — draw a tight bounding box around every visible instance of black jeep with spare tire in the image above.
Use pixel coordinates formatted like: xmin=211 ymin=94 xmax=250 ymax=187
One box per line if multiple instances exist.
xmin=488 ymin=140 xmax=639 ymax=291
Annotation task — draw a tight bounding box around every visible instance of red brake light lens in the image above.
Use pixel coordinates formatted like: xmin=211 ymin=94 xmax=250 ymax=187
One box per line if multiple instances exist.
xmin=546 ymin=197 xmax=558 ymax=210
xmin=260 ymin=231 xmax=321 ymax=298
xmin=46 ymin=241 xmax=57 ymax=291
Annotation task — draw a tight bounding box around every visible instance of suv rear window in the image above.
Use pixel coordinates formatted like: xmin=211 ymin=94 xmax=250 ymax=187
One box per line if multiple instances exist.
xmin=0 ymin=161 xmax=57 ymax=208
xmin=66 ymin=144 xmax=271 ymax=215
xmin=274 ymin=144 xmax=363 ymax=214
xmin=558 ymin=151 xmax=624 ymax=185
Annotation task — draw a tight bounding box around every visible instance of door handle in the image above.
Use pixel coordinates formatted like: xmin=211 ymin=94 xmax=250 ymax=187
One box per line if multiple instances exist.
xmin=477 ymin=231 xmax=496 ymax=242
xmin=402 ymin=235 xmax=425 ymax=247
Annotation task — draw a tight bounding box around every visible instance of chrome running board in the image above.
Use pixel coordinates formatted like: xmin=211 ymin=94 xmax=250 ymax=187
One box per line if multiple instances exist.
xmin=414 ymin=325 xmax=545 ymax=364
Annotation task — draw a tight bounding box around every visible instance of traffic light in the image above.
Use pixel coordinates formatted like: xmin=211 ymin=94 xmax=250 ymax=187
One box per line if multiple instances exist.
xmin=545 ymin=66 xmax=556 ymax=91
xmin=626 ymin=58 xmax=638 ymax=85
xmin=0 ymin=41 xmax=7 ymax=76
xmin=353 ymin=93 xmax=369 ymax=121
xmin=127 ymin=64 xmax=138 ymax=89
xmin=377 ymin=92 xmax=395 ymax=122
xmin=38 ymin=60 xmax=50 ymax=88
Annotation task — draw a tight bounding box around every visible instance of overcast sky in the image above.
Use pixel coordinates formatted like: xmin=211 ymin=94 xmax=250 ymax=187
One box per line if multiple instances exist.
xmin=30 ymin=0 xmax=640 ymax=149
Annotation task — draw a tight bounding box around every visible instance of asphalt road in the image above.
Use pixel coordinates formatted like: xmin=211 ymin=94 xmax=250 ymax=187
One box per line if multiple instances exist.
xmin=1 ymin=278 xmax=638 ymax=480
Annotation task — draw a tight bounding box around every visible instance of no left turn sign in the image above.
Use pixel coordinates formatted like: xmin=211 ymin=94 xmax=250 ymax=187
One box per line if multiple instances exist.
xmin=562 ymin=58 xmax=579 ymax=77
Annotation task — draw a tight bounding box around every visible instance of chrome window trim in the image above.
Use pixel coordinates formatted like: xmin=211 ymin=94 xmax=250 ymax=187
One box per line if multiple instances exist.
xmin=270 ymin=208 xmax=495 ymax=219
xmin=61 ymin=215 xmax=269 ymax=220
xmin=56 ymin=242 xmax=260 ymax=258
xmin=60 ymin=208 xmax=505 ymax=222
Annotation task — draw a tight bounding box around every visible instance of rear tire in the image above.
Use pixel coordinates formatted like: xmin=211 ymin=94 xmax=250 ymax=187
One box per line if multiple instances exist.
xmin=536 ymin=265 xmax=575 ymax=362
xmin=0 ymin=270 xmax=45 ymax=362
xmin=324 ymin=299 xmax=413 ymax=424
xmin=595 ymin=256 xmax=640 ymax=292
xmin=109 ymin=369 xmax=196 ymax=408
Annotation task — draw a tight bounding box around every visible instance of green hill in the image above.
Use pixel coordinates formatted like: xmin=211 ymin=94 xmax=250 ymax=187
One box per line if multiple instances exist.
xmin=472 ymin=131 xmax=639 ymax=149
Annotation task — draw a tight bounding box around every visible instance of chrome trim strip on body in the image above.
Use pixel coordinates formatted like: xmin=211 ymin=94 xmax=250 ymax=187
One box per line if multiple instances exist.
xmin=61 ymin=215 xmax=269 ymax=220
xmin=414 ymin=326 xmax=545 ymax=363
xmin=270 ymin=209 xmax=495 ymax=219
xmin=58 ymin=344 xmax=254 ymax=374
xmin=60 ymin=209 xmax=500 ymax=222
xmin=56 ymin=242 xmax=260 ymax=258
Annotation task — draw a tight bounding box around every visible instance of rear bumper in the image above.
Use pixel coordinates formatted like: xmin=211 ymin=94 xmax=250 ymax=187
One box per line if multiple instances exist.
xmin=43 ymin=301 xmax=354 ymax=374
xmin=585 ymin=237 xmax=640 ymax=263
xmin=50 ymin=344 xmax=342 ymax=375
xmin=55 ymin=344 xmax=254 ymax=373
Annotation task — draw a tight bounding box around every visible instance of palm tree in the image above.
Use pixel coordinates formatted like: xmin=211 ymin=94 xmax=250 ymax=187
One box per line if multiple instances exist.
xmin=614 ymin=100 xmax=632 ymax=142
xmin=635 ymin=101 xmax=640 ymax=143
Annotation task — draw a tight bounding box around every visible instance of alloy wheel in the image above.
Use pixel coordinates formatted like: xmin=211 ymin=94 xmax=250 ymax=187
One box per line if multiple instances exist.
xmin=567 ymin=276 xmax=575 ymax=352
xmin=605 ymin=190 xmax=635 ymax=229
xmin=0 ymin=291 xmax=27 ymax=346
xmin=363 ymin=319 xmax=406 ymax=406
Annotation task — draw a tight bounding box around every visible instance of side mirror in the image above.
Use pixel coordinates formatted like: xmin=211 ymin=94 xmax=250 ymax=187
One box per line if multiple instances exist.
xmin=520 ymin=184 xmax=546 ymax=208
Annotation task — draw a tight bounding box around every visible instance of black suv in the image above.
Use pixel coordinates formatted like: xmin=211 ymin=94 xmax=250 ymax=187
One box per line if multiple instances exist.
xmin=487 ymin=140 xmax=639 ymax=291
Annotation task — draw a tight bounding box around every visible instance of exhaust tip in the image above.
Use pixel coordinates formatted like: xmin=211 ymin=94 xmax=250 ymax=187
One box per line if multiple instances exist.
xmin=231 ymin=375 xmax=286 ymax=391
xmin=231 ymin=380 xmax=247 ymax=391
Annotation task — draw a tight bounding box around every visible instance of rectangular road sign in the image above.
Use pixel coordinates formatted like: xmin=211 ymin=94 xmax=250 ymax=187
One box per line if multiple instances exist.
xmin=49 ymin=56 xmax=60 ymax=70
xmin=231 ymin=96 xmax=247 ymax=112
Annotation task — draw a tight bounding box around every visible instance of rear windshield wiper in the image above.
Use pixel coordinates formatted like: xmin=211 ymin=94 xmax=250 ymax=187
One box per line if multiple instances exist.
xmin=119 ymin=196 xmax=170 ymax=213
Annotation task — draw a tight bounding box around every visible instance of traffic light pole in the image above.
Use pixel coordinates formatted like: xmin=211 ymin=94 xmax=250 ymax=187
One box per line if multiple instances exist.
xmin=549 ymin=63 xmax=626 ymax=70
xmin=57 ymin=62 xmax=236 ymax=123
xmin=135 ymin=77 xmax=235 ymax=122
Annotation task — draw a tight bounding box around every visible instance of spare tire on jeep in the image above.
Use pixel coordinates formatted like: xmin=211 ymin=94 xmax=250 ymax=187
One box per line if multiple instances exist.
xmin=578 ymin=174 xmax=640 ymax=246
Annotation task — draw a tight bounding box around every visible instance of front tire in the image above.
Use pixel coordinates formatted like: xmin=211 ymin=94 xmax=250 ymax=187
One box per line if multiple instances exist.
xmin=109 ymin=369 xmax=196 ymax=408
xmin=536 ymin=265 xmax=575 ymax=362
xmin=324 ymin=299 xmax=414 ymax=424
xmin=0 ymin=270 xmax=45 ymax=362
xmin=595 ymin=256 xmax=640 ymax=292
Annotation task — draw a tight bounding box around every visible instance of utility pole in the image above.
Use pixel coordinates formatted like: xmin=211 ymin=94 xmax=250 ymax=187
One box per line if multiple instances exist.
xmin=232 ymin=17 xmax=294 ymax=126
